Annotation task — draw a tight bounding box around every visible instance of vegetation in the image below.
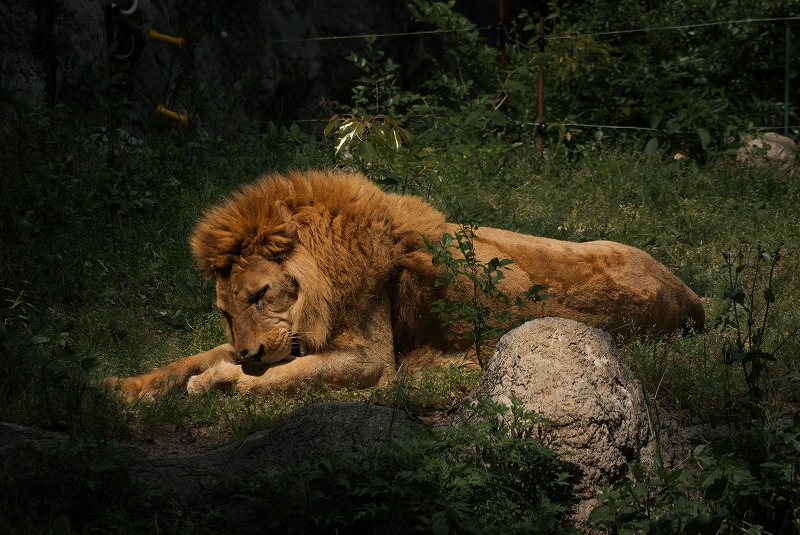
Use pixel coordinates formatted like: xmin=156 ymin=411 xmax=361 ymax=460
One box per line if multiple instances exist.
xmin=1 ymin=0 xmax=799 ymax=532
xmin=222 ymin=398 xmax=578 ymax=535
xmin=423 ymin=225 xmax=547 ymax=368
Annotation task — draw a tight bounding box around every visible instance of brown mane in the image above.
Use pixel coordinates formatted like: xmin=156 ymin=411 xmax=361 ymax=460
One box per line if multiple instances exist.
xmin=190 ymin=169 xmax=447 ymax=279
xmin=190 ymin=173 xmax=303 ymax=274
xmin=189 ymin=170 xmax=449 ymax=353
xmin=190 ymin=171 xmax=445 ymax=276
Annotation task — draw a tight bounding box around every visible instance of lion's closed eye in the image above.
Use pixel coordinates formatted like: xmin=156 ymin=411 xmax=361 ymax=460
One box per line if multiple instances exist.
xmin=253 ymin=285 xmax=270 ymax=310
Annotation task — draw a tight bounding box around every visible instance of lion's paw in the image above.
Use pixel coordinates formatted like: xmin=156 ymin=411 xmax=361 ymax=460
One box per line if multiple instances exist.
xmin=186 ymin=374 xmax=209 ymax=396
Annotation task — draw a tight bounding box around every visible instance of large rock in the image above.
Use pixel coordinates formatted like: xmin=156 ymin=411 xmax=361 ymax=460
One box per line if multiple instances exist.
xmin=134 ymin=401 xmax=419 ymax=499
xmin=736 ymin=132 xmax=798 ymax=176
xmin=0 ymin=402 xmax=418 ymax=502
xmin=456 ymin=318 xmax=661 ymax=521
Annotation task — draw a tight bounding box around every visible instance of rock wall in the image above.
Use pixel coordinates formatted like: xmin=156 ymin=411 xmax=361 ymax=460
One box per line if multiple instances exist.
xmin=1 ymin=0 xmax=425 ymax=132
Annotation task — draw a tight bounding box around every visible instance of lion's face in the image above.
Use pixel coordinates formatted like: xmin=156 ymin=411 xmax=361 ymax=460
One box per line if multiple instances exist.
xmin=215 ymin=255 xmax=302 ymax=365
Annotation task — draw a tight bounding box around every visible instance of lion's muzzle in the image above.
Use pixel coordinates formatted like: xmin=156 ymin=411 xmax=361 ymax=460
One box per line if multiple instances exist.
xmin=236 ymin=344 xmax=265 ymax=364
xmin=235 ymin=335 xmax=306 ymax=365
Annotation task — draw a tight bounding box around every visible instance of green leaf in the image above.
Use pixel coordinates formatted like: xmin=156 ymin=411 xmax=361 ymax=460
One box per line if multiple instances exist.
xmin=704 ymin=477 xmax=728 ymax=501
xmin=696 ymin=127 xmax=711 ymax=149
xmin=334 ymin=134 xmax=350 ymax=155
xmin=29 ymin=334 xmax=50 ymax=345
xmin=430 ymin=511 xmax=450 ymax=535
xmin=486 ymin=110 xmax=507 ymax=127
xmin=389 ymin=129 xmax=403 ymax=151
xmin=323 ymin=117 xmax=341 ymax=136
xmin=747 ymin=349 xmax=776 ymax=362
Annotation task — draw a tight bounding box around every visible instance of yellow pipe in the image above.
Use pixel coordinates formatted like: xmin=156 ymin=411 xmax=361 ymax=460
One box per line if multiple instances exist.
xmin=148 ymin=28 xmax=185 ymax=49
xmin=155 ymin=104 xmax=188 ymax=126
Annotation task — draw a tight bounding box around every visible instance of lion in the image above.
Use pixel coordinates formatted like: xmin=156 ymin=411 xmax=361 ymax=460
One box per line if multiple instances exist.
xmin=104 ymin=170 xmax=704 ymax=400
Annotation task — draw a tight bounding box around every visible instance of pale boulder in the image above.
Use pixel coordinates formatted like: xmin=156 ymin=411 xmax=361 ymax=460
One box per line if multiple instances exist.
xmin=457 ymin=317 xmax=668 ymax=522
xmin=737 ymin=132 xmax=797 ymax=176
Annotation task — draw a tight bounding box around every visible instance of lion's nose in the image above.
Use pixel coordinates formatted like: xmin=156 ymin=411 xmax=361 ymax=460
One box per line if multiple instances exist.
xmin=237 ymin=345 xmax=264 ymax=363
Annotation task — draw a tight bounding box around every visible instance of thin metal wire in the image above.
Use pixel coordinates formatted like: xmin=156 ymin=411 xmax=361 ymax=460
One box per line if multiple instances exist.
xmin=243 ymin=15 xmax=800 ymax=46
xmin=563 ymin=123 xmax=658 ymax=131
xmin=547 ymin=16 xmax=800 ymax=40
xmin=270 ymin=26 xmax=493 ymax=44
xmin=120 ymin=12 xmax=800 ymax=47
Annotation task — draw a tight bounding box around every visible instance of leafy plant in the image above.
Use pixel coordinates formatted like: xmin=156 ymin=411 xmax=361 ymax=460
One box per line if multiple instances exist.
xmin=423 ymin=225 xmax=547 ymax=368
xmin=590 ymin=416 xmax=800 ymax=534
xmin=344 ymin=35 xmax=414 ymax=117
xmin=324 ymin=112 xmax=410 ymax=171
xmin=323 ymin=36 xmax=440 ymax=193
xmin=720 ymin=245 xmax=794 ymax=410
xmin=0 ymin=435 xmax=185 ymax=533
xmin=225 ymin=397 xmax=578 ymax=534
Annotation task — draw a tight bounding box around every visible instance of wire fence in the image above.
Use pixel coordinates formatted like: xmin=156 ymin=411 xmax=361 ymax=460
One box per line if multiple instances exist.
xmin=136 ymin=6 xmax=798 ymax=138
xmin=288 ymin=15 xmax=797 ymax=133
xmin=543 ymin=16 xmax=800 ymax=40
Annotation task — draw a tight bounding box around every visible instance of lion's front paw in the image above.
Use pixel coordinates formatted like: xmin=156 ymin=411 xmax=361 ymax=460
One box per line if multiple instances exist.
xmin=185 ymin=374 xmax=209 ymax=396
xmin=187 ymin=364 xmax=241 ymax=395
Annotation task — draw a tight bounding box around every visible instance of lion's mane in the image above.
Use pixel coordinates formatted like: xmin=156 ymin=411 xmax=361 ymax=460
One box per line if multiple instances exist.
xmin=190 ymin=170 xmax=448 ymax=355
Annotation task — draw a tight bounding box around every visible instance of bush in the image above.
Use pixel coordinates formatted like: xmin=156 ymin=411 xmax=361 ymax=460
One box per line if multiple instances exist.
xmin=0 ymin=436 xmax=186 ymax=534
xmin=589 ymin=417 xmax=800 ymax=534
xmin=225 ymin=398 xmax=579 ymax=534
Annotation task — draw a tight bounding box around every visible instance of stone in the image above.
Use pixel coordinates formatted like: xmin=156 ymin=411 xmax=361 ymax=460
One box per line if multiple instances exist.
xmin=0 ymin=402 xmax=418 ymax=503
xmin=736 ymin=132 xmax=798 ymax=176
xmin=455 ymin=317 xmax=660 ymax=522
xmin=134 ymin=401 xmax=419 ymax=499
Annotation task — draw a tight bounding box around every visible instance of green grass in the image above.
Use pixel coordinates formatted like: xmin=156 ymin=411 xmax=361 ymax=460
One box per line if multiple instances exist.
xmin=1 ymin=100 xmax=798 ymax=533
xmin=2 ymin=105 xmax=798 ymax=433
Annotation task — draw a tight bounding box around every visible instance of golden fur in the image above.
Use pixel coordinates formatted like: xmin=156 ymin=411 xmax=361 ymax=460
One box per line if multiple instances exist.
xmin=104 ymin=170 xmax=705 ymax=399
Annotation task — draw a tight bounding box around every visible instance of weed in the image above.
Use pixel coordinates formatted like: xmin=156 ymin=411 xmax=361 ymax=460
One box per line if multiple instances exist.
xmin=325 ymin=112 xmax=410 ymax=175
xmin=423 ymin=224 xmax=547 ymax=368
xmin=224 ymin=397 xmax=579 ymax=534
xmin=0 ymin=435 xmax=186 ymax=533
xmin=720 ymin=245 xmax=796 ymax=411
xmin=589 ymin=417 xmax=800 ymax=534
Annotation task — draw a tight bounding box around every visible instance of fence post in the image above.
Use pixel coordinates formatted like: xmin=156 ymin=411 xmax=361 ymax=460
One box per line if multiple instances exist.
xmin=498 ymin=0 xmax=507 ymax=70
xmin=537 ymin=11 xmax=546 ymax=157
xmin=785 ymin=24 xmax=791 ymax=137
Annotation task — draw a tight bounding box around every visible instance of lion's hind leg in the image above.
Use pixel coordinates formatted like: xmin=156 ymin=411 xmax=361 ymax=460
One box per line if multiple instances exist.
xmin=396 ymin=345 xmax=479 ymax=372
xmin=103 ymin=344 xmax=236 ymax=402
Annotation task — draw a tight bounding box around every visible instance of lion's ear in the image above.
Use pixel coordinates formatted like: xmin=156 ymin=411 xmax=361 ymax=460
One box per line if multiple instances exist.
xmin=274 ymin=201 xmax=298 ymax=245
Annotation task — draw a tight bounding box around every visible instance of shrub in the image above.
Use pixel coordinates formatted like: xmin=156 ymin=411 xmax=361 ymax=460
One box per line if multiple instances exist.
xmin=0 ymin=436 xmax=186 ymax=533
xmin=423 ymin=225 xmax=547 ymax=368
xmin=226 ymin=398 xmax=579 ymax=534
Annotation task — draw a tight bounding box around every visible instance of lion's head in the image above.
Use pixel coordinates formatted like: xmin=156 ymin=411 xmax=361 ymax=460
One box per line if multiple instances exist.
xmin=189 ymin=173 xmax=334 ymax=365
xmin=189 ymin=170 xmax=447 ymax=364
xmin=214 ymin=253 xmax=330 ymax=364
